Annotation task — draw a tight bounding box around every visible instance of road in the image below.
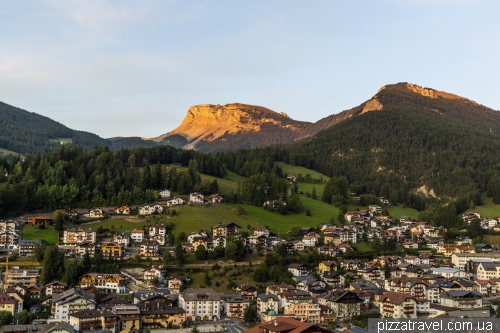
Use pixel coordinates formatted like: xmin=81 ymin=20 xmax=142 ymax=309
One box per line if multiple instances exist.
xmin=152 ymin=321 xmax=245 ymax=333
xmin=225 ymin=322 xmax=247 ymax=333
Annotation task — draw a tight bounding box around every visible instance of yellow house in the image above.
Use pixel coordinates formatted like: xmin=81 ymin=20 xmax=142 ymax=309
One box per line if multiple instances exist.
xmin=318 ymin=261 xmax=338 ymax=274
xmin=114 ymin=205 xmax=131 ymax=215
xmin=0 ymin=293 xmax=18 ymax=316
xmin=101 ymin=242 xmax=124 ymax=259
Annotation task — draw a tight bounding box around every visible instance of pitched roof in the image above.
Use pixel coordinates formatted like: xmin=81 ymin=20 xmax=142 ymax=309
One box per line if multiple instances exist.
xmin=379 ymin=291 xmax=415 ymax=305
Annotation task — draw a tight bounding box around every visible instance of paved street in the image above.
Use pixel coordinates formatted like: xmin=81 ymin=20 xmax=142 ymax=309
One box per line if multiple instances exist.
xmin=225 ymin=323 xmax=247 ymax=333
xmin=152 ymin=322 xmax=237 ymax=333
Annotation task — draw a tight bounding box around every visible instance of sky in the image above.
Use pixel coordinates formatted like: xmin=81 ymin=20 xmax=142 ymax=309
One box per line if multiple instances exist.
xmin=1 ymin=0 xmax=499 ymax=138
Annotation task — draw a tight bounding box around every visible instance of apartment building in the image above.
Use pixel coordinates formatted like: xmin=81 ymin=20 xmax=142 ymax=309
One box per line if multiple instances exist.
xmin=179 ymin=288 xmax=221 ymax=321
xmin=63 ymin=228 xmax=96 ymax=245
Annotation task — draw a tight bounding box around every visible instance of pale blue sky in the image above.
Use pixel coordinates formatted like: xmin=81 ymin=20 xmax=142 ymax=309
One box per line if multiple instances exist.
xmin=1 ymin=0 xmax=498 ymax=138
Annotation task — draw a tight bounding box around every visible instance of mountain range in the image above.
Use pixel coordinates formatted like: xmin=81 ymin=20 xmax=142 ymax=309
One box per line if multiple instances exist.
xmin=1 ymin=82 xmax=499 ymax=157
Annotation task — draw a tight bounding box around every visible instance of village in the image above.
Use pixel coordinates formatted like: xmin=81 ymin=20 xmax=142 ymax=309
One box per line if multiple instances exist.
xmin=1 ymin=180 xmax=500 ymax=333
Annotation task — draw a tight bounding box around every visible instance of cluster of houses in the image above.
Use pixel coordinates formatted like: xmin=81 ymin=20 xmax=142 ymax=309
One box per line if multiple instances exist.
xmin=5 ymin=194 xmax=500 ymax=332
xmin=70 ymin=190 xmax=224 ymax=219
xmin=247 ymin=251 xmax=500 ymax=324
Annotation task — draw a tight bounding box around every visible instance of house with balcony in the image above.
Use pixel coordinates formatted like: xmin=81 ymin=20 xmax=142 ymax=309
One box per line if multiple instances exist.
xmin=101 ymin=243 xmax=124 ymax=260
xmin=224 ymin=296 xmax=250 ymax=318
xmin=179 ymin=288 xmax=221 ymax=321
xmin=287 ymin=263 xmax=308 ymax=277
xmin=257 ymin=294 xmax=280 ymax=314
xmin=137 ymin=298 xmax=186 ymax=329
xmin=474 ymin=279 xmax=496 ymax=296
xmin=283 ymin=303 xmax=321 ymax=324
xmin=79 ymin=273 xmax=127 ymax=294
xmin=76 ymin=242 xmax=96 ymax=257
xmin=439 ymin=290 xmax=483 ymax=309
xmin=131 ymin=229 xmax=145 ymax=242
xmin=110 ymin=305 xmax=141 ymax=332
xmin=138 ymin=203 xmax=163 ymax=215
xmin=144 ymin=266 xmax=165 ymax=282
xmin=18 ymin=239 xmax=41 ymax=256
xmin=84 ymin=209 xmax=104 ymax=218
xmin=165 ymin=197 xmax=184 ymax=207
xmin=159 ymin=189 xmax=171 ymax=198
xmin=139 ymin=239 xmax=160 ymax=257
xmin=212 ymin=222 xmax=241 ymax=238
xmin=322 ymin=272 xmax=345 ymax=289
xmin=206 ymin=194 xmax=224 ymax=203
xmin=379 ymin=291 xmax=417 ymax=318
xmin=43 ymin=281 xmax=67 ymax=295
xmin=69 ymin=309 xmax=118 ymax=332
xmin=318 ymin=261 xmax=338 ymax=275
xmin=113 ymin=205 xmax=131 ymax=215
xmin=149 ymin=224 xmax=168 ymax=237
xmin=0 ymin=293 xmax=18 ymax=318
xmin=52 ymin=288 xmax=96 ymax=322
xmin=234 ymin=285 xmax=258 ymax=300
xmin=328 ymin=290 xmax=363 ymax=319
xmin=167 ymin=277 xmax=184 ymax=293
xmin=63 ymin=228 xmax=96 ymax=245
xmin=112 ymin=233 xmax=131 ymax=247
xmin=189 ymin=192 xmax=205 ymax=204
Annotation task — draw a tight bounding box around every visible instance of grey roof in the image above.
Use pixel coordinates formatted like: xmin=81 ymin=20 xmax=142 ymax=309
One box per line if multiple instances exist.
xmin=180 ymin=288 xmax=221 ymax=301
xmin=444 ymin=290 xmax=482 ymax=298
xmin=257 ymin=294 xmax=279 ymax=302
xmin=70 ymin=309 xmax=116 ymax=319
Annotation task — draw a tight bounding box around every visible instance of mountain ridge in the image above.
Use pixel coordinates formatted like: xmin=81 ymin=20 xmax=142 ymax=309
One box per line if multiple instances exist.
xmin=150 ymin=82 xmax=500 ymax=152
xmin=2 ymin=82 xmax=500 ymax=156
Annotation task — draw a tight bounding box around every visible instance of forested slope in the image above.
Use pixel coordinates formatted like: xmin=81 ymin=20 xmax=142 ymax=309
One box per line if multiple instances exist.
xmin=0 ymin=102 xmax=111 ymax=154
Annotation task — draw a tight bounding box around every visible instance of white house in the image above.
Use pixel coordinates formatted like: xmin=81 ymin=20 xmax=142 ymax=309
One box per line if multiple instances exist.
xmin=144 ymin=266 xmax=165 ymax=282
xmin=189 ymin=192 xmax=205 ymax=204
xmin=159 ymin=189 xmax=171 ymax=198
xmin=84 ymin=208 xmax=103 ymax=218
xmin=179 ymin=288 xmax=221 ymax=321
xmin=131 ymin=229 xmax=145 ymax=242
xmin=138 ymin=203 xmax=163 ymax=215
xmin=166 ymin=198 xmax=184 ymax=207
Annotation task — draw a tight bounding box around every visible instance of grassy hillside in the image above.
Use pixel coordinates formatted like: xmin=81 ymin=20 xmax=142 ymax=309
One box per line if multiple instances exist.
xmin=465 ymin=194 xmax=500 ymax=219
xmin=59 ymin=162 xmax=420 ymax=241
xmin=0 ymin=148 xmax=20 ymax=156
xmin=276 ymin=162 xmax=330 ymax=181
xmin=22 ymin=224 xmax=60 ymax=245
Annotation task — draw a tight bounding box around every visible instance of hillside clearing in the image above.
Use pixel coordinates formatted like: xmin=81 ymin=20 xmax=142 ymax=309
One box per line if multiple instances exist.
xmin=22 ymin=224 xmax=60 ymax=245
xmin=465 ymin=194 xmax=500 ymax=219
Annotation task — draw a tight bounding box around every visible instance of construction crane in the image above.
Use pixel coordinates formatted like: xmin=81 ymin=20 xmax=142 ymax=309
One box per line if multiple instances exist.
xmin=1 ymin=257 xmax=41 ymax=291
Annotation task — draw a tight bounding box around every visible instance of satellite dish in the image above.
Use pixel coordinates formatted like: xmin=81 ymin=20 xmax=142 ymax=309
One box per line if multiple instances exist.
xmin=411 ymin=292 xmax=415 ymax=296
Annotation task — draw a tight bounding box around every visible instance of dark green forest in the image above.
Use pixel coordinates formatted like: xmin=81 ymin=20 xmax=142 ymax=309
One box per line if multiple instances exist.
xmin=4 ymin=83 xmax=500 ymax=228
xmin=0 ymin=102 xmax=111 ymax=154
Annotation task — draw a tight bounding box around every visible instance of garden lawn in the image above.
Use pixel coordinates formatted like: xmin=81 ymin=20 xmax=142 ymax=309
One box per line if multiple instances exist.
xmin=22 ymin=224 xmax=60 ymax=245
